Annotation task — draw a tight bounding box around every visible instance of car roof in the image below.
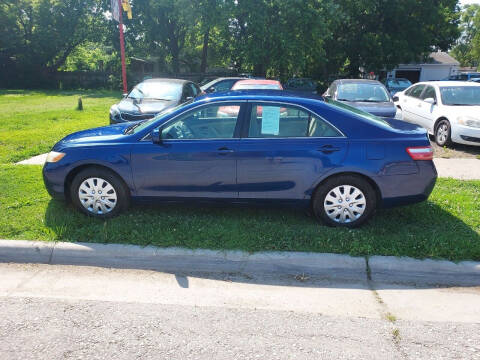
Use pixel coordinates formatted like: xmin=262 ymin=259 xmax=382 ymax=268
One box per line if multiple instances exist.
xmin=195 ymin=89 xmax=323 ymax=103
xmin=415 ymin=81 xmax=480 ymax=87
xmin=234 ymin=79 xmax=281 ymax=85
xmin=335 ymin=79 xmax=383 ymax=85
xmin=141 ymin=78 xmax=191 ymax=84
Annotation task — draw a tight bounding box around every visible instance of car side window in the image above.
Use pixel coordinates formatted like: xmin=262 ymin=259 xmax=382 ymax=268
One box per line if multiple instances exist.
xmin=182 ymin=84 xmax=195 ymax=100
xmin=407 ymin=85 xmax=425 ymax=99
xmin=420 ymin=86 xmax=436 ymax=101
xmin=214 ymin=80 xmax=234 ymax=92
xmin=247 ymin=104 xmax=341 ymax=138
xmin=161 ymin=103 xmax=241 ymax=140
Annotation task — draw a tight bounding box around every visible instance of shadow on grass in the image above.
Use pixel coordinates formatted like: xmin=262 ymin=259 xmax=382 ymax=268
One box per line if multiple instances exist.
xmin=42 ymin=198 xmax=480 ymax=288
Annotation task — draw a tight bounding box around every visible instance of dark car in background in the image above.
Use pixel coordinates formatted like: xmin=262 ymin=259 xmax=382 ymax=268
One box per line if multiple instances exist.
xmin=384 ymin=78 xmax=412 ymax=96
xmin=324 ymin=79 xmax=397 ymax=118
xmin=200 ymin=77 xmax=247 ymax=93
xmin=109 ymin=78 xmax=202 ymax=124
xmin=284 ymin=78 xmax=318 ymax=94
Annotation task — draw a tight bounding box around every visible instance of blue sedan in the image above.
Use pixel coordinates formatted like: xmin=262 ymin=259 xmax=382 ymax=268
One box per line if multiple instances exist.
xmin=43 ymin=90 xmax=437 ymax=227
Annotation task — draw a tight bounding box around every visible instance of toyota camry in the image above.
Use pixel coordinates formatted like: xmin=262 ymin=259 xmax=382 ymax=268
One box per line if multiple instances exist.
xmin=43 ymin=90 xmax=437 ymax=227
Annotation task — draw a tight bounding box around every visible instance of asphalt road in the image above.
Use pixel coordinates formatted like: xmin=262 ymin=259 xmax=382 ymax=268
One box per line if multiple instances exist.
xmin=1 ymin=263 xmax=479 ymax=360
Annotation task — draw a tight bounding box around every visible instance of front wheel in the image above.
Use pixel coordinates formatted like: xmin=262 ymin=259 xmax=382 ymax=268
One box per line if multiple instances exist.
xmin=70 ymin=168 xmax=129 ymax=218
xmin=312 ymin=175 xmax=377 ymax=228
xmin=435 ymin=120 xmax=452 ymax=147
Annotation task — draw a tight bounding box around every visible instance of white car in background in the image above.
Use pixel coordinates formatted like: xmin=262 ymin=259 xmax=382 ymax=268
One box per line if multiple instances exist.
xmin=393 ymin=81 xmax=480 ymax=147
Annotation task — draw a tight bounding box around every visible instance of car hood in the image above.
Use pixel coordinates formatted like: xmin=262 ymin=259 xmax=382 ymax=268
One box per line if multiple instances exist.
xmin=54 ymin=123 xmax=132 ymax=149
xmin=338 ymin=100 xmax=396 ymax=117
xmin=117 ymin=98 xmax=177 ymax=114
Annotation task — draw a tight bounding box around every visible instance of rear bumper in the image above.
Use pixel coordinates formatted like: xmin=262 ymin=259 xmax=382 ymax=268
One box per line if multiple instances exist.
xmin=375 ymin=160 xmax=437 ymax=208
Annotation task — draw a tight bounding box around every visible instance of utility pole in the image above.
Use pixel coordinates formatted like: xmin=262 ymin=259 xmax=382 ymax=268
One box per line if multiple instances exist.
xmin=118 ymin=0 xmax=127 ymax=94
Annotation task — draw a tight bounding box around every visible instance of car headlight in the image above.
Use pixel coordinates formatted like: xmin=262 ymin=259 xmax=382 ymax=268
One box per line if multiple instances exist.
xmin=109 ymin=105 xmax=121 ymax=119
xmin=457 ymin=116 xmax=480 ymax=128
xmin=46 ymin=151 xmax=66 ymax=163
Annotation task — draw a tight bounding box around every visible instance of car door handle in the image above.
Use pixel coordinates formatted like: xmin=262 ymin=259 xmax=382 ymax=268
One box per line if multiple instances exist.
xmin=318 ymin=145 xmax=341 ymax=154
xmin=217 ymin=147 xmax=234 ymax=155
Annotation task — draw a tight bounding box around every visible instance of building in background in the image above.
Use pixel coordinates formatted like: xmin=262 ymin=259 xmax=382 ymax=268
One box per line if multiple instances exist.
xmin=387 ymin=51 xmax=459 ymax=83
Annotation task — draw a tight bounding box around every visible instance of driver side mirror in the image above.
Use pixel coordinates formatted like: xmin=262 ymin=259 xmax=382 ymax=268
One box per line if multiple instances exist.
xmin=392 ymin=96 xmax=399 ymax=102
xmin=205 ymin=87 xmax=215 ymax=93
xmin=424 ymin=97 xmax=436 ymax=105
xmin=122 ymin=93 xmax=128 ymax=98
xmin=151 ymin=128 xmax=162 ymax=144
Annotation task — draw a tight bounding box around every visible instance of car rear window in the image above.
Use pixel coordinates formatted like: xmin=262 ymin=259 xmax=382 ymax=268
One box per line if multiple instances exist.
xmin=325 ymin=99 xmax=392 ymax=128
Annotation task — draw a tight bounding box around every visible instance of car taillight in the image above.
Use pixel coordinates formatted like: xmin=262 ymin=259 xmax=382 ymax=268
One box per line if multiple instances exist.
xmin=406 ymin=146 xmax=433 ymax=160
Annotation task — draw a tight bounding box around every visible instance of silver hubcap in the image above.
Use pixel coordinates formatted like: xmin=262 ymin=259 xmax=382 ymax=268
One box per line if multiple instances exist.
xmin=324 ymin=185 xmax=366 ymax=223
xmin=78 ymin=177 xmax=117 ymax=215
xmin=437 ymin=124 xmax=448 ymax=144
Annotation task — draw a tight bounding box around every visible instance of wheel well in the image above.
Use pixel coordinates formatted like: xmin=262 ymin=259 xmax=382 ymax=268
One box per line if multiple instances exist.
xmin=434 ymin=117 xmax=449 ymax=133
xmin=64 ymin=164 xmax=130 ymax=202
xmin=311 ymin=172 xmax=382 ymax=207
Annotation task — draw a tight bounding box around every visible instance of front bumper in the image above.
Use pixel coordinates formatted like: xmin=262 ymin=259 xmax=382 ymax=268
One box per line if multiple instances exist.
xmin=43 ymin=164 xmax=66 ymax=200
xmin=451 ymin=124 xmax=480 ymax=146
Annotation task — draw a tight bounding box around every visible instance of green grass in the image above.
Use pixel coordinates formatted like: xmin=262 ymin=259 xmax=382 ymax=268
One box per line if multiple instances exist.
xmin=0 ymin=89 xmax=479 ymax=261
xmin=0 ymin=89 xmax=120 ymax=163
xmin=0 ymin=164 xmax=479 ymax=261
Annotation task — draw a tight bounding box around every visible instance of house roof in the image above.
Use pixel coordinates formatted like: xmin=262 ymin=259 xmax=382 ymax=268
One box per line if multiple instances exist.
xmin=428 ymin=51 xmax=459 ymax=65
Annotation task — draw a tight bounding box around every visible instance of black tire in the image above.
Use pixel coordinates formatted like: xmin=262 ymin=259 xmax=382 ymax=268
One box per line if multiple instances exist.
xmin=312 ymin=175 xmax=377 ymax=228
xmin=435 ymin=119 xmax=452 ymax=147
xmin=70 ymin=167 xmax=129 ymax=218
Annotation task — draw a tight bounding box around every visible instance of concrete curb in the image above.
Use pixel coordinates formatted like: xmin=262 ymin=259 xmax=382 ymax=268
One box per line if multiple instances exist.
xmin=1 ymin=240 xmax=479 ymax=284
xmin=369 ymin=255 xmax=480 ymax=286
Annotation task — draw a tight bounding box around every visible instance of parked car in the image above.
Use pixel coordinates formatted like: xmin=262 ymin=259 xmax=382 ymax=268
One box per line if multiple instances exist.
xmin=232 ymin=79 xmax=283 ymax=90
xmin=469 ymin=78 xmax=480 ymax=83
xmin=44 ymin=90 xmax=436 ymax=228
xmin=384 ymin=78 xmax=412 ymax=96
xmin=200 ymin=77 xmax=247 ymax=93
xmin=443 ymin=72 xmax=480 ymax=81
xmin=393 ymin=81 xmax=480 ymax=147
xmin=284 ymin=78 xmax=318 ymax=94
xmin=324 ymin=79 xmax=397 ymax=118
xmin=109 ymin=78 xmax=202 ymax=124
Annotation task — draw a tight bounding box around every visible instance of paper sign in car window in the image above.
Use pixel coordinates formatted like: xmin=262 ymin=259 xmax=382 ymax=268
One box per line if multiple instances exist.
xmin=261 ymin=106 xmax=280 ymax=135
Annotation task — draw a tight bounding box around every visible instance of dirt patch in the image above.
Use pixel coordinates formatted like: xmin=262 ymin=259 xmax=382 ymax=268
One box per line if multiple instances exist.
xmin=431 ymin=138 xmax=480 ymax=159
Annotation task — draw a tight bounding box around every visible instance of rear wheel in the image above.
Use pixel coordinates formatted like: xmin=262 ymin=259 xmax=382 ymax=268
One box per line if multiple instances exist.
xmin=435 ymin=119 xmax=452 ymax=147
xmin=312 ymin=175 xmax=376 ymax=228
xmin=70 ymin=168 xmax=129 ymax=218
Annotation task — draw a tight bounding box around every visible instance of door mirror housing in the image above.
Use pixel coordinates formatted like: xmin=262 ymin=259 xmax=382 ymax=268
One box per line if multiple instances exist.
xmin=122 ymin=93 xmax=128 ymax=98
xmin=424 ymin=97 xmax=436 ymax=105
xmin=392 ymin=96 xmax=399 ymax=102
xmin=151 ymin=128 xmax=162 ymax=144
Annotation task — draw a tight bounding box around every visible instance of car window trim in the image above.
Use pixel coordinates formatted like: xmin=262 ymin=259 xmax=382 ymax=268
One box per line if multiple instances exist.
xmin=243 ymin=100 xmax=346 ymax=139
xmin=139 ymin=100 xmax=248 ymax=142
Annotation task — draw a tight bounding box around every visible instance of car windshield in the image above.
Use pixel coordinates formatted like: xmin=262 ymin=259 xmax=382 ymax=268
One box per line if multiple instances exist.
xmin=387 ymin=79 xmax=412 ymax=88
xmin=234 ymin=83 xmax=281 ymax=90
xmin=325 ymin=99 xmax=392 ymax=128
xmin=126 ymin=101 xmax=193 ymax=135
xmin=440 ymin=86 xmax=480 ymax=106
xmin=128 ymin=82 xmax=183 ymax=101
xmin=337 ymin=83 xmax=390 ymax=102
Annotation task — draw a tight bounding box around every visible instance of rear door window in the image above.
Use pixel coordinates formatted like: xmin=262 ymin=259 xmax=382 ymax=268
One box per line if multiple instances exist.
xmin=247 ymin=103 xmax=342 ymax=138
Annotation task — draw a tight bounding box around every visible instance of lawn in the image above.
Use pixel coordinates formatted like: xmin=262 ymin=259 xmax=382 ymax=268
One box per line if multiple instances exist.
xmin=0 ymin=90 xmax=479 ymax=261
xmin=0 ymin=89 xmax=119 ymax=163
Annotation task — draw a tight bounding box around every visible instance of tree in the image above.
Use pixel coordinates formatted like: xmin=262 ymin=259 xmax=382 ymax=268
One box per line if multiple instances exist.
xmin=0 ymin=0 xmax=106 ymax=86
xmin=328 ymin=0 xmax=460 ymax=76
xmin=450 ymin=4 xmax=480 ymax=68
